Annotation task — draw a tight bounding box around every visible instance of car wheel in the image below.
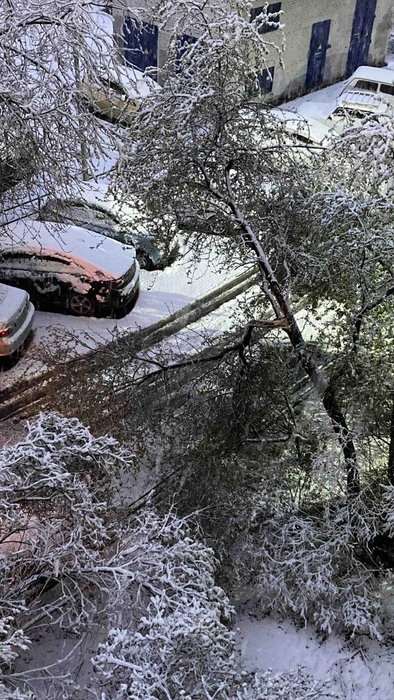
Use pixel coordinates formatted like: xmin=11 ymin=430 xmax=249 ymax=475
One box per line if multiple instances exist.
xmin=68 ymin=292 xmax=96 ymax=316
xmin=137 ymin=250 xmax=155 ymax=271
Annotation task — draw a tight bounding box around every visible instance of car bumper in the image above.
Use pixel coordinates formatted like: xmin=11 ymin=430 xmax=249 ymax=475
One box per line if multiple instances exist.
xmin=0 ymin=301 xmax=35 ymax=357
xmin=105 ymin=261 xmax=140 ymax=311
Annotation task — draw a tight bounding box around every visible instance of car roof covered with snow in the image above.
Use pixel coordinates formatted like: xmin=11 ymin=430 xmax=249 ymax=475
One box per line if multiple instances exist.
xmin=344 ymin=65 xmax=394 ymax=87
xmin=106 ymin=63 xmax=159 ymax=100
xmin=0 ymin=219 xmax=136 ymax=280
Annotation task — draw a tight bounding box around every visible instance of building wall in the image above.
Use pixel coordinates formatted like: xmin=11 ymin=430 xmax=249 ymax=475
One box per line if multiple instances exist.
xmin=112 ymin=0 xmax=393 ymax=100
xmin=256 ymin=0 xmax=393 ymax=100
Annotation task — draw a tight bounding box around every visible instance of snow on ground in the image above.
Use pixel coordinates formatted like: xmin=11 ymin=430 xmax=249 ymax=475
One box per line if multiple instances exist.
xmin=11 ymin=601 xmax=394 ymax=699
xmin=280 ymin=80 xmax=347 ymax=119
xmin=236 ymin=614 xmax=394 ymax=700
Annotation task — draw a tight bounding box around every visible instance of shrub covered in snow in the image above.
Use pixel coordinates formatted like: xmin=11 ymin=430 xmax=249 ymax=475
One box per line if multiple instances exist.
xmin=0 ymin=683 xmax=35 ymax=700
xmin=0 ymin=412 xmax=133 ymax=692
xmin=244 ymin=488 xmax=387 ymax=638
xmin=93 ymin=508 xmax=328 ymax=700
xmin=93 ymin=508 xmax=237 ymax=698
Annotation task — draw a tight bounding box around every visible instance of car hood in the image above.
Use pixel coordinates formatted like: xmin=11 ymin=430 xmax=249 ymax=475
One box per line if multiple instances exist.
xmin=338 ymin=90 xmax=391 ymax=113
xmin=0 ymin=283 xmax=29 ymax=325
xmin=271 ymin=108 xmax=332 ymax=145
xmin=0 ymin=220 xmax=136 ymax=280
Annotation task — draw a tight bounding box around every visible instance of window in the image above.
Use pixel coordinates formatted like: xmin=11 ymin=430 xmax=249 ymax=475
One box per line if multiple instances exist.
xmin=247 ymin=67 xmax=275 ymax=97
xmin=380 ymin=83 xmax=394 ymax=96
xmin=332 ymin=107 xmax=366 ymax=120
xmin=292 ymin=133 xmax=314 ymax=146
xmin=176 ymin=33 xmax=197 ymax=72
xmin=0 ymin=252 xmax=36 ymax=269
xmin=124 ymin=18 xmax=158 ymax=76
xmin=258 ymin=67 xmax=275 ymax=93
xmin=354 ymin=79 xmax=378 ymax=92
xmin=250 ymin=3 xmax=281 ymax=34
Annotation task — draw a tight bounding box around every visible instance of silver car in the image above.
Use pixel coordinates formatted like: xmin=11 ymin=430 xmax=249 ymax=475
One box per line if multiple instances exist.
xmin=0 ymin=283 xmax=34 ymax=359
xmin=0 ymin=219 xmax=140 ymax=317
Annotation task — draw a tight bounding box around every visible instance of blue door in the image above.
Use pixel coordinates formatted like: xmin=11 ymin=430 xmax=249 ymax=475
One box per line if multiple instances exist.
xmin=124 ymin=18 xmax=158 ymax=77
xmin=305 ymin=20 xmax=331 ymax=90
xmin=346 ymin=0 xmax=377 ymax=76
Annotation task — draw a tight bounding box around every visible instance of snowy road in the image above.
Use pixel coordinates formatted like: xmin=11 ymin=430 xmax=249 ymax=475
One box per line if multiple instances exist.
xmin=237 ymin=614 xmax=394 ymax=700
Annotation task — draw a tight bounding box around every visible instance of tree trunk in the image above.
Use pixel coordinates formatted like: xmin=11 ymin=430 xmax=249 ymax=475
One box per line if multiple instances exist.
xmin=225 ymin=183 xmax=360 ymax=498
xmin=286 ymin=318 xmax=360 ymax=499
xmin=387 ymin=391 xmax=394 ymax=486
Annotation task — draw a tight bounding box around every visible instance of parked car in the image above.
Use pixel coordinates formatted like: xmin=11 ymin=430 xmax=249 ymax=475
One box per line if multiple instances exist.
xmin=340 ymin=66 xmax=394 ymax=109
xmin=320 ymin=100 xmax=392 ymax=134
xmin=307 ymin=93 xmax=393 ymax=136
xmin=271 ymin=108 xmax=333 ymax=149
xmin=0 ymin=220 xmax=140 ymax=317
xmin=38 ymin=197 xmax=180 ymax=271
xmin=82 ymin=64 xmax=159 ymax=125
xmin=0 ymin=283 xmax=34 ymax=361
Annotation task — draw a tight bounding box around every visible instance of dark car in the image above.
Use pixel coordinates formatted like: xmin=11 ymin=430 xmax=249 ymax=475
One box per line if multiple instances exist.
xmin=0 ymin=219 xmax=139 ymax=317
xmin=38 ymin=198 xmax=180 ymax=271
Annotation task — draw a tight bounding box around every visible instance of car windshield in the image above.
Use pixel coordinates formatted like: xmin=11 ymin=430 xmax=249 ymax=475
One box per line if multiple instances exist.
xmin=380 ymin=83 xmax=394 ymax=96
xmin=353 ymin=79 xmax=378 ymax=92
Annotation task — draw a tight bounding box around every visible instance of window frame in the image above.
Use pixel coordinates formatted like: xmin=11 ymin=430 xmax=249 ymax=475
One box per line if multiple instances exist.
xmin=250 ymin=3 xmax=281 ymax=34
xmin=380 ymin=83 xmax=394 ymax=96
xmin=353 ymin=79 xmax=378 ymax=92
xmin=257 ymin=66 xmax=275 ymax=94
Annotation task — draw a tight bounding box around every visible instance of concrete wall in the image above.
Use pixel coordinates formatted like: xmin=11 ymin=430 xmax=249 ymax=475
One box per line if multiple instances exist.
xmin=112 ymin=0 xmax=393 ymax=100
xmin=259 ymin=0 xmax=393 ymax=100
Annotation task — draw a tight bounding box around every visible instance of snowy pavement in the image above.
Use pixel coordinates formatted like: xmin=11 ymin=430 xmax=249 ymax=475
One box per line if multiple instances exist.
xmin=237 ymin=615 xmax=394 ymax=699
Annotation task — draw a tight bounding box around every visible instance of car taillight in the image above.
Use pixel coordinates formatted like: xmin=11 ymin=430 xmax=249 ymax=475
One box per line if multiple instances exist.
xmin=0 ymin=327 xmax=11 ymax=338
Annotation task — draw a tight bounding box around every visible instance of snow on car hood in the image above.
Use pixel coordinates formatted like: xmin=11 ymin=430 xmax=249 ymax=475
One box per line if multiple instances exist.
xmin=0 ymin=282 xmax=29 ymax=324
xmin=271 ymin=108 xmax=332 ymax=145
xmin=0 ymin=220 xmax=136 ymax=280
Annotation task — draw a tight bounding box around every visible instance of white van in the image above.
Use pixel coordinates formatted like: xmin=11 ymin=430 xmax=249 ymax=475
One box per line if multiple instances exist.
xmin=340 ymin=66 xmax=394 ymax=110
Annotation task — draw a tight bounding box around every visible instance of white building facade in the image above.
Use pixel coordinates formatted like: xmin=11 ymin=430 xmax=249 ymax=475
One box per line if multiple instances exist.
xmin=112 ymin=0 xmax=393 ymax=100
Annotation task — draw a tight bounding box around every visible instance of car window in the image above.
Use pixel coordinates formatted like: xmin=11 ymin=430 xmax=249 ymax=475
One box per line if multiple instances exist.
xmin=109 ymin=80 xmax=126 ymax=96
xmin=38 ymin=255 xmax=71 ymax=273
xmin=380 ymin=83 xmax=394 ymax=96
xmin=353 ymin=80 xmax=378 ymax=92
xmin=0 ymin=251 xmax=36 ymax=268
xmin=292 ymin=133 xmax=314 ymax=145
xmin=0 ymin=251 xmax=72 ymax=273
